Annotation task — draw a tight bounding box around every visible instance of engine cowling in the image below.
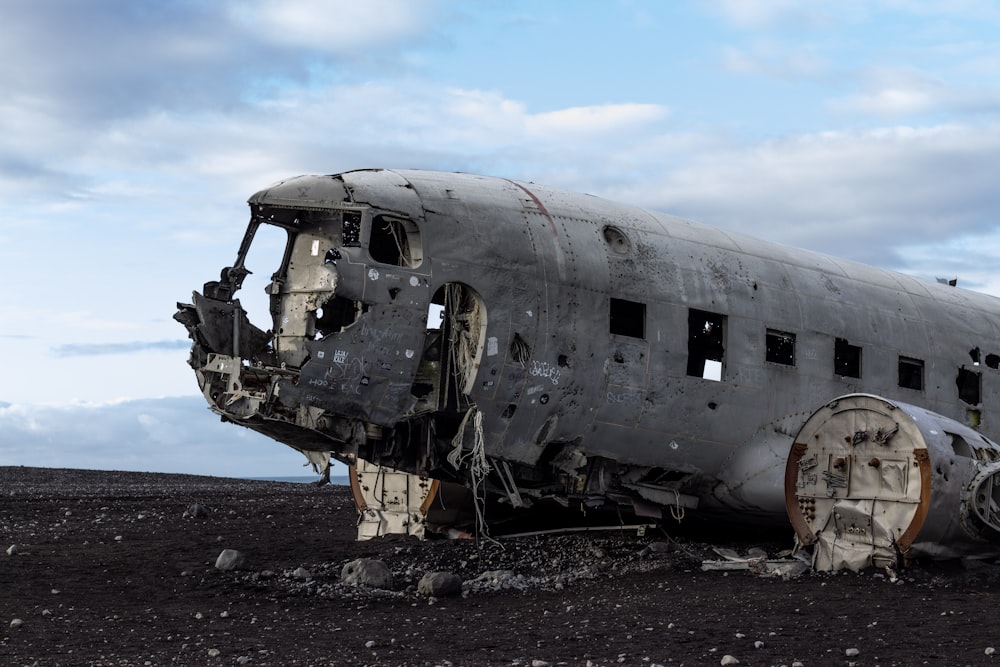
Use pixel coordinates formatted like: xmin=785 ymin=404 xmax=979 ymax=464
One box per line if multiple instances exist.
xmin=786 ymin=393 xmax=1000 ymax=570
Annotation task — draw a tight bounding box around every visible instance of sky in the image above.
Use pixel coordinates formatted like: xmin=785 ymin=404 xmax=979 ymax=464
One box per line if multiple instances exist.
xmin=4 ymin=0 xmax=1000 ymax=477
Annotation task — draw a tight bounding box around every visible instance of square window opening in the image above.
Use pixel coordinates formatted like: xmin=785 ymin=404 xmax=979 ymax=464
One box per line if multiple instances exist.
xmin=898 ymin=356 xmax=924 ymax=391
xmin=766 ymin=329 xmax=796 ymax=366
xmin=834 ymin=338 xmax=862 ymax=378
xmin=610 ymin=298 xmax=646 ymax=339
xmin=687 ymin=309 xmax=726 ymax=381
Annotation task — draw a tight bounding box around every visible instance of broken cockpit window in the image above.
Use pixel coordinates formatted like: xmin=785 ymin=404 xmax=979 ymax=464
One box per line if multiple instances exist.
xmin=234 ymin=221 xmax=290 ymax=334
xmin=687 ymin=309 xmax=725 ymax=381
xmin=369 ymin=215 xmax=423 ymax=268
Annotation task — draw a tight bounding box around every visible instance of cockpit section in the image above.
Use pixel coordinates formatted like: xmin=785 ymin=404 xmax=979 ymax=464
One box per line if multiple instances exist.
xmin=174 ymin=193 xmax=439 ymax=470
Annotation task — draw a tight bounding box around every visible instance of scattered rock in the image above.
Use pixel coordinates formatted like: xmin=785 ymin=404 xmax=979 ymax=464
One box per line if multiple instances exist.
xmin=185 ymin=503 xmax=209 ymax=518
xmin=341 ymin=558 xmax=392 ymax=589
xmin=531 ymin=660 xmax=551 ymax=667
xmin=208 ymin=647 xmax=220 ymax=658
xmin=639 ymin=542 xmax=671 ymax=557
xmin=846 ymin=647 xmax=860 ymax=657
xmin=988 ymin=647 xmax=996 ymax=656
xmin=6 ymin=544 xmax=16 ymax=556
xmin=10 ymin=618 xmax=23 ymax=630
xmin=417 ymin=571 xmax=463 ymax=597
xmin=720 ymin=655 xmax=739 ymax=665
xmin=215 ymin=549 xmax=247 ymax=571
xmin=292 ymin=566 xmax=311 ymax=580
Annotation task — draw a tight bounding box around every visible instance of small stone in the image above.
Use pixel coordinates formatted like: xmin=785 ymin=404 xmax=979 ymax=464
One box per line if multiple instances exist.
xmin=10 ymin=618 xmax=23 ymax=630
xmin=341 ymin=558 xmax=392 ymax=589
xmin=639 ymin=542 xmax=670 ymax=556
xmin=208 ymin=648 xmax=220 ymax=658
xmin=6 ymin=545 xmax=16 ymax=556
xmin=185 ymin=503 xmax=209 ymax=518
xmin=754 ymin=641 xmax=764 ymax=649
xmin=720 ymin=656 xmax=739 ymax=666
xmin=237 ymin=657 xmax=250 ymax=665
xmin=114 ymin=535 xmax=123 ymax=542
xmin=292 ymin=567 xmax=312 ymax=580
xmin=418 ymin=571 xmax=463 ymax=597
xmin=215 ymin=549 xmax=247 ymax=571
xmin=987 ymin=647 xmax=996 ymax=656
xmin=846 ymin=648 xmax=860 ymax=657
xmin=531 ymin=660 xmax=551 ymax=667
xmin=365 ymin=640 xmax=376 ymax=648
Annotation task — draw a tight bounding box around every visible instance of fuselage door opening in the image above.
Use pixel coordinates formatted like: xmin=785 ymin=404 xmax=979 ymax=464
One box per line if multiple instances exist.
xmin=413 ymin=283 xmax=487 ymax=416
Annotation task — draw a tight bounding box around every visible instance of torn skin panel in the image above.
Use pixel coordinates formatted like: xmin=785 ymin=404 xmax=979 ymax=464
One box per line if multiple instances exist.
xmin=274 ymin=304 xmax=428 ymax=423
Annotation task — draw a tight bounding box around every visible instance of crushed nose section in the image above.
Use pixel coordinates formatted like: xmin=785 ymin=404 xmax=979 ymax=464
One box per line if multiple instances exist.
xmin=786 ymin=393 xmax=1000 ymax=571
xmin=175 ymin=292 xmax=271 ymax=363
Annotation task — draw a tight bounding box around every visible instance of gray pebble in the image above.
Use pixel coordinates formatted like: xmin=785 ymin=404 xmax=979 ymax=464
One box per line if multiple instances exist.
xmin=214 ymin=549 xmax=247 ymax=571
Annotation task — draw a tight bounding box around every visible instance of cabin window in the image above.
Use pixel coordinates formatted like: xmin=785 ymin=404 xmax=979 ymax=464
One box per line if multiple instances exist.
xmin=765 ymin=329 xmax=796 ymax=366
xmin=834 ymin=338 xmax=862 ymax=378
xmin=369 ymin=215 xmax=423 ymax=267
xmin=898 ymin=356 xmax=924 ymax=390
xmin=987 ymin=354 xmax=1000 ymax=369
xmin=610 ymin=298 xmax=645 ymax=339
xmin=957 ymin=367 xmax=982 ymax=405
xmin=342 ymin=211 xmax=361 ymax=246
xmin=687 ymin=309 xmax=725 ymax=381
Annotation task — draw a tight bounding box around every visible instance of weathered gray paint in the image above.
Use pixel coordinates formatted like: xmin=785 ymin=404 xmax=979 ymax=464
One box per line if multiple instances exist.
xmin=176 ymin=168 xmax=1000 ymax=566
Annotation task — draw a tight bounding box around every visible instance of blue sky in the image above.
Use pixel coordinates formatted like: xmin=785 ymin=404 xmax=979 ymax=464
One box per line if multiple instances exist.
xmin=4 ymin=0 xmax=1000 ymax=477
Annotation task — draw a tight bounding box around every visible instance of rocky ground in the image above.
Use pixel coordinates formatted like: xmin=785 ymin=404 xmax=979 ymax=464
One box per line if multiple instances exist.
xmin=3 ymin=467 xmax=1000 ymax=666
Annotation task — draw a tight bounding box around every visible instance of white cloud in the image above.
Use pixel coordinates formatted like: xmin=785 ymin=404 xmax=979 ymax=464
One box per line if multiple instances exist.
xmin=606 ymin=123 xmax=1000 ymax=273
xmin=229 ymin=0 xmax=441 ymax=55
xmin=831 ymin=68 xmax=944 ymax=117
xmin=0 ymin=397 xmax=340 ymax=478
xmin=526 ymin=104 xmax=668 ymax=136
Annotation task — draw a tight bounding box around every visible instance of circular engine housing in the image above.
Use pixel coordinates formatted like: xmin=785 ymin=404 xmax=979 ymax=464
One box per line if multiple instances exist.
xmin=786 ymin=394 xmax=1000 ymax=570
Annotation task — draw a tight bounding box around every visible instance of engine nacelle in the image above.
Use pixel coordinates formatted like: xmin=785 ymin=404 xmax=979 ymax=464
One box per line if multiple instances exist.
xmin=786 ymin=394 xmax=1000 ymax=570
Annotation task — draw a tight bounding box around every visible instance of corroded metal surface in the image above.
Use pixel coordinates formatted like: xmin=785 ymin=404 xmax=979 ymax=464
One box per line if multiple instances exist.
xmin=176 ymin=169 xmax=1000 ymax=567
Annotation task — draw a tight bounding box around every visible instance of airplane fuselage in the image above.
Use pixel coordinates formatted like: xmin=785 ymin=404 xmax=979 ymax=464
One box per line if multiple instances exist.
xmin=177 ymin=169 xmax=1000 ymax=569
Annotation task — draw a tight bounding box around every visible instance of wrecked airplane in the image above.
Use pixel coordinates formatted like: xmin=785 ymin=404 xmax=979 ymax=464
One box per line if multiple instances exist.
xmin=176 ymin=169 xmax=1000 ymax=571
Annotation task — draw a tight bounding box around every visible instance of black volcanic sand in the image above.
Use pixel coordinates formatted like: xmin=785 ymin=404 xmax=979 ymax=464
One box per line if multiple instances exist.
xmin=3 ymin=467 xmax=1000 ymax=666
